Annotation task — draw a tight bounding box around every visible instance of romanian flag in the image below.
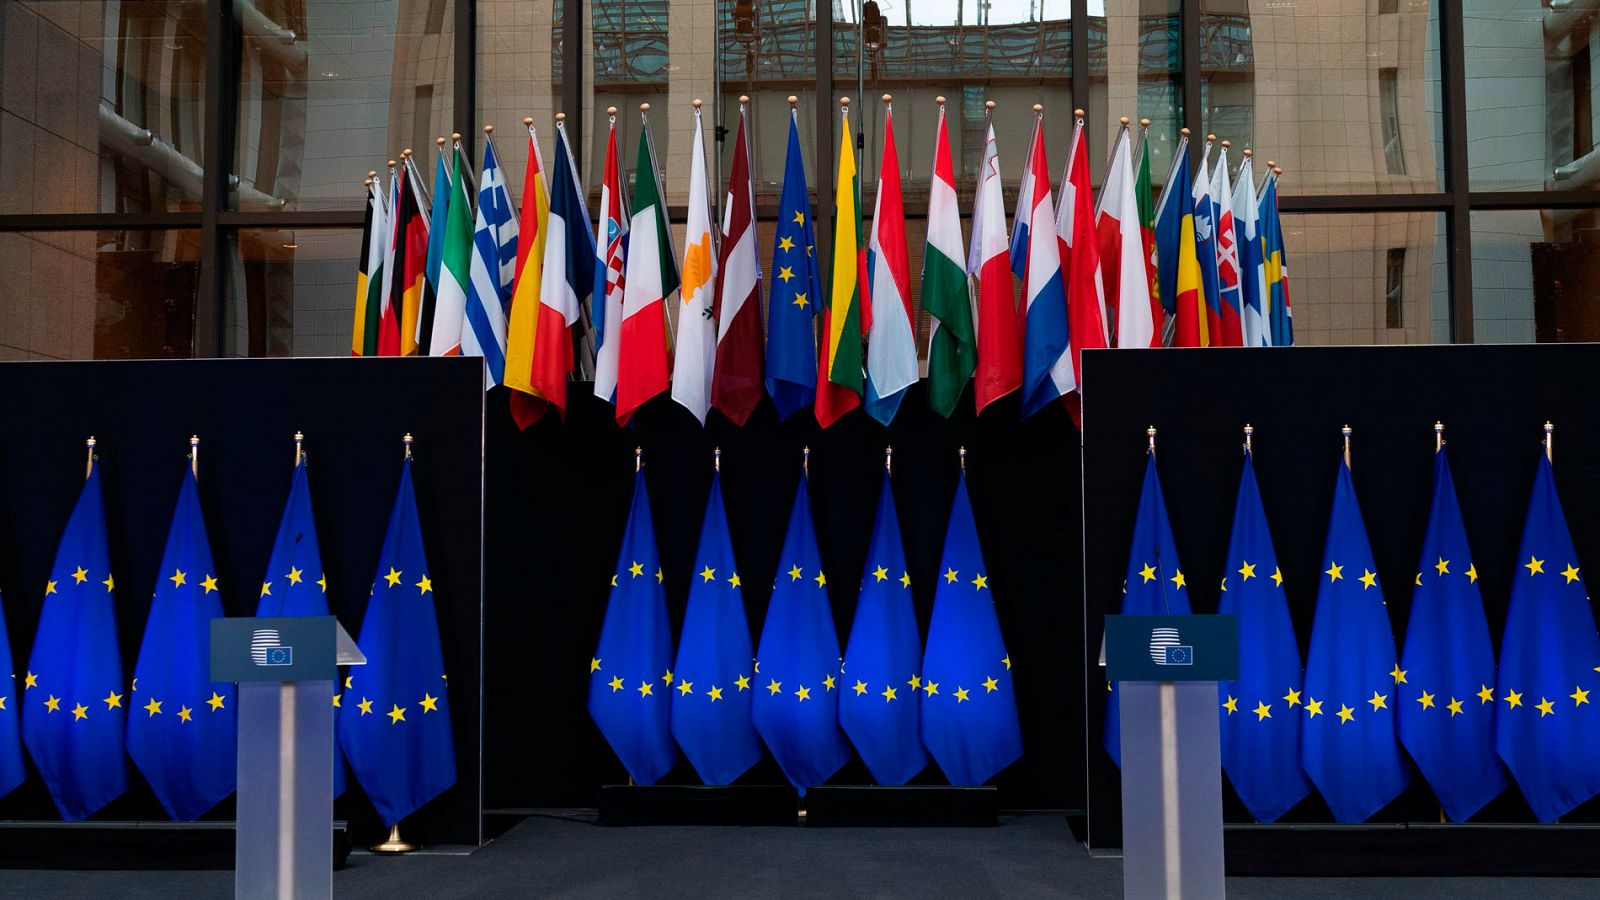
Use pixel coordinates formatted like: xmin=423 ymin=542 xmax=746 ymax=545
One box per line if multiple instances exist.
xmin=505 ymin=123 xmax=552 ymax=425
xmin=816 ymin=102 xmax=866 ymax=429
xmin=1154 ymin=134 xmax=1208 ymax=347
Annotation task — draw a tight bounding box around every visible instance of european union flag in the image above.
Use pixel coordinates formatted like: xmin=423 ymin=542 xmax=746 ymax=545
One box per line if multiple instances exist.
xmin=921 ymin=469 xmax=1022 ymax=785
xmin=127 ymin=460 xmax=237 ymax=821
xmin=1396 ymin=446 xmax=1507 ymax=821
xmin=839 ymin=467 xmax=927 ymax=785
xmin=1301 ymin=453 xmax=1410 ymax=823
xmin=22 ymin=455 xmax=128 ymax=820
xmin=588 ymin=468 xmax=678 ymax=785
xmin=1217 ymin=447 xmax=1312 ymax=822
xmin=752 ymin=468 xmax=850 ymax=792
xmin=1494 ymin=450 xmax=1600 ymax=822
xmin=0 ymin=590 xmax=25 ymax=801
xmin=1104 ymin=450 xmax=1190 ymax=766
xmin=765 ymin=113 xmax=821 ymax=421
xmin=670 ymin=469 xmax=762 ymax=785
xmin=338 ymin=453 xmax=457 ymax=826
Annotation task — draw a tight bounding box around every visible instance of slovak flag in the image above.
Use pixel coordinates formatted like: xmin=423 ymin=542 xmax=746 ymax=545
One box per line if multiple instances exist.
xmin=1018 ymin=117 xmax=1074 ymax=419
xmin=592 ymin=114 xmax=629 ymax=406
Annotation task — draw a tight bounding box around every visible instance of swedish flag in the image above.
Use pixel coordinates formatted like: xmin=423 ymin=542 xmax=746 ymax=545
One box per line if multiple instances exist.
xmin=839 ymin=464 xmax=928 ymax=785
xmin=669 ymin=468 xmax=762 ymax=785
xmin=921 ymin=468 xmax=1022 ymax=785
xmin=127 ymin=457 xmax=237 ymax=821
xmin=0 ymin=591 xmax=24 ymax=801
xmin=1494 ymin=447 xmax=1600 ymax=822
xmin=22 ymin=450 xmax=129 ymax=820
xmin=1301 ymin=447 xmax=1410 ymax=822
xmin=1217 ymin=445 xmax=1311 ymax=822
xmin=588 ymin=467 xmax=678 ymax=785
xmin=752 ymin=465 xmax=851 ymax=792
xmin=338 ymin=451 xmax=457 ymax=826
xmin=1396 ymin=445 xmax=1507 ymax=821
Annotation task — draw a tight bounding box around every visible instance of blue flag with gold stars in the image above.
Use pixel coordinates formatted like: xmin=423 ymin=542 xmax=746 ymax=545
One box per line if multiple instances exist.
xmin=127 ymin=461 xmax=237 ymax=821
xmin=0 ymin=590 xmax=24 ymax=801
xmin=1494 ymin=452 xmax=1600 ymax=822
xmin=1217 ymin=449 xmax=1311 ymax=822
xmin=338 ymin=456 xmax=457 ymax=826
xmin=839 ymin=469 xmax=928 ymax=785
xmin=1397 ymin=448 xmax=1507 ymax=822
xmin=1104 ymin=452 xmax=1190 ymax=767
xmin=752 ymin=470 xmax=851 ymax=792
xmin=670 ymin=470 xmax=762 ymax=785
xmin=588 ymin=469 xmax=678 ymax=785
xmin=765 ymin=113 xmax=821 ymax=421
xmin=259 ymin=455 xmax=346 ymax=796
xmin=22 ymin=459 xmax=129 ymax=820
xmin=1301 ymin=456 xmax=1410 ymax=823
xmin=921 ymin=471 xmax=1022 ymax=785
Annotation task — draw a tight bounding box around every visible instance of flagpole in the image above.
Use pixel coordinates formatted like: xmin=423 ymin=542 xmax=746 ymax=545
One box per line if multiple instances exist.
xmin=190 ymin=435 xmax=200 ymax=478
xmin=1342 ymin=425 xmax=1352 ymax=468
xmin=1545 ymin=421 xmax=1554 ymax=462
xmin=958 ymin=445 xmax=966 ymax=472
xmin=714 ymin=446 xmax=721 ymax=473
xmin=885 ymin=446 xmax=892 ymax=477
xmin=636 ymin=445 xmax=643 ymax=473
xmin=294 ymin=431 xmax=304 ymax=466
xmin=1243 ymin=424 xmax=1252 ymax=457
xmin=803 ymin=445 xmax=810 ymax=480
xmin=1147 ymin=426 xmax=1156 ymax=457
xmin=1435 ymin=421 xmax=1444 ymax=453
xmin=84 ymin=436 xmax=96 ymax=479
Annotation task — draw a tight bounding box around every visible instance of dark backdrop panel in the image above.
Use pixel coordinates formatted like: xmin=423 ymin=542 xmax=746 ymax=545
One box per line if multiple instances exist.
xmin=484 ymin=383 xmax=1086 ymax=811
xmin=1082 ymin=344 xmax=1600 ymax=849
xmin=0 ymin=358 xmax=484 ymax=846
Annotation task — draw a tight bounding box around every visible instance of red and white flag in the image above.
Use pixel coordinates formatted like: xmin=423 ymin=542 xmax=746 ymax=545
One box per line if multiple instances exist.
xmin=1057 ymin=114 xmax=1107 ymax=375
xmin=710 ymin=101 xmax=764 ymax=426
xmin=1098 ymin=120 xmax=1157 ymax=348
xmin=969 ymin=117 xmax=1021 ymax=414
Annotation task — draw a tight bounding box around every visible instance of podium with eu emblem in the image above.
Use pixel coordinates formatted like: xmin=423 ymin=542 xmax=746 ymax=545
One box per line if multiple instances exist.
xmin=213 ymin=616 xmax=365 ymax=899
xmin=1103 ymin=614 xmax=1237 ymax=899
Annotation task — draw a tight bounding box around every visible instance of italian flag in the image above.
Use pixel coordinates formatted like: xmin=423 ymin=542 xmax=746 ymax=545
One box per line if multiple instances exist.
xmin=616 ymin=114 xmax=678 ymax=423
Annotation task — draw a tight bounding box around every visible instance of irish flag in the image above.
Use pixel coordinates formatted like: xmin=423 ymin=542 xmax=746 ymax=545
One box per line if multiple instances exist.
xmin=816 ymin=100 xmax=865 ymax=429
xmin=923 ymin=98 xmax=974 ymax=419
xmin=864 ymin=97 xmax=915 ymax=425
xmin=616 ymin=108 xmax=678 ymax=424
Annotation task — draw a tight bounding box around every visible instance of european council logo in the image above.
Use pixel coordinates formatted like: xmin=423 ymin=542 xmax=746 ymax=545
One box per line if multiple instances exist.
xmin=250 ymin=629 xmax=293 ymax=667
xmin=1149 ymin=627 xmax=1193 ymax=666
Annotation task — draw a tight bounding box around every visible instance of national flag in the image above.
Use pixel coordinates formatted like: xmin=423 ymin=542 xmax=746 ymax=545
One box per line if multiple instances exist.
xmin=1494 ymin=445 xmax=1600 ymax=822
xmin=969 ymin=116 xmax=1021 ymax=414
xmin=1259 ymin=170 xmax=1293 ymax=347
xmin=922 ymin=467 xmax=1022 ymax=784
xmin=669 ymin=467 xmax=761 ymax=785
xmin=428 ymin=142 xmax=475 ymax=357
xmin=127 ymin=454 xmax=237 ymax=821
xmin=0 ymin=589 xmax=22 ymax=802
xmin=1008 ymin=121 xmax=1038 ymax=280
xmin=839 ymin=462 xmax=928 ymax=785
xmin=352 ymin=179 xmax=382 ymax=356
xmin=1104 ymin=449 xmax=1190 ymax=766
xmin=671 ymin=102 xmax=719 ymax=424
xmin=1217 ymin=443 xmax=1312 ymax=822
xmin=1133 ymin=122 xmax=1161 ymax=329
xmin=1155 ymin=133 xmax=1209 ymax=346
xmin=1232 ymin=153 xmax=1268 ymax=347
xmin=710 ymin=100 xmax=765 ymax=427
xmin=1397 ymin=444 xmax=1507 ymax=822
xmin=752 ymin=466 xmax=850 ymax=792
xmin=817 ymin=102 xmax=867 ymax=429
xmin=923 ymin=100 xmax=974 ymax=419
xmin=418 ymin=144 xmax=452 ymax=348
xmin=377 ymin=166 xmax=400 ymax=354
xmin=592 ymin=114 xmax=629 ymax=405
xmin=1060 ymin=114 xmax=1107 ymax=400
xmin=588 ymin=466 xmax=677 ymax=784
xmin=379 ymin=161 xmax=431 ymax=357
xmin=462 ymin=135 xmax=519 ymax=388
xmin=504 ymin=122 xmax=552 ymax=422
xmin=1209 ymin=144 xmax=1244 ymax=346
xmin=524 ymin=118 xmax=595 ymax=424
xmin=1301 ymin=446 xmax=1410 ymax=823
xmin=617 ymin=111 xmax=679 ymax=424
xmin=1018 ymin=117 xmax=1074 ymax=418
xmin=22 ymin=449 xmax=128 ymax=820
xmin=338 ymin=450 xmax=457 ymax=826
xmin=863 ymin=100 xmax=917 ymax=425
xmin=765 ymin=109 xmax=821 ymax=421
xmin=1191 ymin=140 xmax=1223 ymax=347
xmin=1098 ymin=119 xmax=1156 ymax=349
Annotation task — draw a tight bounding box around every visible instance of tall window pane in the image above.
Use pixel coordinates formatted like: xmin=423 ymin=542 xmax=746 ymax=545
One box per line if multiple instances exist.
xmin=225 ymin=228 xmax=361 ymax=356
xmin=478 ymin=0 xmax=563 ymax=209
xmin=1089 ymin=0 xmax=1182 ymax=191
xmin=1469 ymin=209 xmax=1600 ymax=343
xmin=1283 ymin=212 xmax=1448 ymax=344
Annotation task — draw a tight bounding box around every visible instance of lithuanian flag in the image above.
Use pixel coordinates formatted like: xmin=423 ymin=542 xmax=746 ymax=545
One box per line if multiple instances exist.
xmin=816 ymin=101 xmax=866 ymax=428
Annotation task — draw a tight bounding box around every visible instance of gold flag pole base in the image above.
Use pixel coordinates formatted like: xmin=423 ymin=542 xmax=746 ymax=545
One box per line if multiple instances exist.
xmin=370 ymin=824 xmax=419 ymax=853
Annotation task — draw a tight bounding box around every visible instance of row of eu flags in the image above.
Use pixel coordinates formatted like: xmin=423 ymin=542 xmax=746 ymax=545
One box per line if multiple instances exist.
xmin=1108 ymin=425 xmax=1600 ymax=824
xmin=0 ymin=437 xmax=456 ymax=826
xmin=588 ymin=450 xmax=1023 ymax=792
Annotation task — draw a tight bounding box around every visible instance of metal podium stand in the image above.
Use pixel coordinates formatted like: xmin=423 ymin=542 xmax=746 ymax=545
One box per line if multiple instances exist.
xmin=212 ymin=616 xmax=366 ymax=900
xmin=1103 ymin=614 xmax=1237 ymax=899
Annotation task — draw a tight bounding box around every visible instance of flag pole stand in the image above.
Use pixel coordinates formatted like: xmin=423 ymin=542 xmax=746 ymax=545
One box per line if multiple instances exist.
xmin=371 ymin=824 xmax=419 ymax=853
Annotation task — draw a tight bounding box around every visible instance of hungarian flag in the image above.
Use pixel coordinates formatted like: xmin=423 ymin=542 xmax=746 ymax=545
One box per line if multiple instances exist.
xmin=923 ymin=101 xmax=974 ymax=419
xmin=710 ymin=102 xmax=765 ymax=426
xmin=352 ymin=179 xmax=384 ymax=356
xmin=1134 ymin=123 xmax=1161 ymax=333
xmin=1098 ymin=120 xmax=1156 ymax=348
xmin=428 ymin=141 xmax=474 ymax=356
xmin=525 ymin=118 xmax=596 ymax=422
xmin=592 ymin=115 xmax=629 ymax=405
xmin=616 ymin=111 xmax=678 ymax=424
xmin=968 ymin=116 xmax=1021 ymax=414
xmin=864 ymin=100 xmax=915 ymax=426
xmin=671 ymin=103 xmax=718 ymax=424
xmin=1210 ymin=143 xmax=1244 ymax=346
xmin=505 ymin=123 xmax=551 ymax=424
xmin=1018 ymin=116 xmax=1073 ymax=419
xmin=816 ymin=102 xmax=865 ymax=429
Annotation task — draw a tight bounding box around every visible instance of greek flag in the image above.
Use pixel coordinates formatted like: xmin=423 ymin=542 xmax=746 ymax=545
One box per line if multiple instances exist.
xmin=462 ymin=136 xmax=518 ymax=387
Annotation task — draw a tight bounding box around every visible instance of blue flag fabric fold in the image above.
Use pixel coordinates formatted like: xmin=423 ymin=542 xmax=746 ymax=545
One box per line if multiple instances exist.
xmin=1104 ymin=453 xmax=1190 ymax=766
xmin=670 ymin=472 xmax=762 ymax=785
xmin=1301 ymin=458 xmax=1410 ymax=823
xmin=921 ymin=472 xmax=1022 ymax=785
xmin=839 ymin=472 xmax=928 ymax=785
xmin=752 ymin=473 xmax=851 ymax=793
xmin=126 ymin=463 xmax=237 ymax=821
xmin=22 ymin=464 xmax=129 ymax=820
xmin=338 ymin=457 xmax=457 ymax=826
xmin=765 ymin=115 xmax=822 ymax=421
xmin=1217 ymin=451 xmax=1312 ymax=822
xmin=0 ymin=590 xmax=22 ymax=801
xmin=1396 ymin=449 xmax=1507 ymax=821
xmin=1494 ymin=454 xmax=1600 ymax=822
xmin=587 ymin=470 xmax=678 ymax=785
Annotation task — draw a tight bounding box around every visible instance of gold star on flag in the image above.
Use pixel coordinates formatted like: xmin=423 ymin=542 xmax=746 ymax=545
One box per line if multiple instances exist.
xmin=972 ymin=574 xmax=988 ymax=590
xmin=1435 ymin=557 xmax=1449 ymax=576
xmin=853 ymin=680 xmax=868 ymax=695
xmin=103 ymin=690 xmax=122 ymax=710
xmin=1359 ymin=569 xmax=1377 ymax=590
xmin=1416 ymin=691 xmax=1435 ymax=710
xmin=44 ymin=580 xmax=57 ymax=596
xmin=590 ymin=657 xmax=602 ymax=673
xmin=24 ymin=672 xmax=36 ymax=689
xmin=260 ymin=581 xmax=272 ymax=597
xmin=1223 ymin=695 xmax=1238 ymax=714
xmin=983 ymin=676 xmax=999 ymax=693
xmin=1505 ymin=689 xmax=1523 ymax=710
xmin=656 ymin=567 xmax=664 ymax=583
xmin=792 ymin=292 xmax=808 ymax=308
xmin=662 ymin=670 xmax=674 ymax=685
xmin=1139 ymin=564 xmax=1157 ymax=583
xmin=1572 ymin=685 xmax=1590 ymax=707
xmin=1414 ymin=573 xmax=1422 ymax=587
xmin=131 ymin=678 xmax=138 ymax=692
xmin=384 ymin=567 xmax=402 ymax=587
xmin=201 ymin=574 xmax=218 ymax=593
xmin=637 ymin=682 xmax=654 ymax=697
xmin=872 ymin=566 xmax=889 ymax=582
xmin=357 ymin=697 xmax=374 ymax=714
xmin=944 ymin=568 xmax=959 ymax=584
xmin=1283 ymin=687 xmax=1302 ymax=707
xmin=700 ymin=566 xmax=716 ymax=582
xmin=102 ymin=574 xmax=115 ymax=592
xmin=778 ymin=266 xmax=795 ymax=283
xmin=767 ymin=679 xmax=782 ymax=695
xmin=287 ymin=567 xmax=303 ymax=585
xmin=1465 ymin=564 xmax=1478 ymax=583
xmin=677 ymin=680 xmax=694 ymax=696
xmin=728 ymin=573 xmax=742 ymax=588
xmin=924 ymin=681 xmax=940 ymax=697
xmin=1171 ymin=570 xmax=1186 ymax=589
xmin=143 ymin=698 xmax=162 ymax=716
xmin=1325 ymin=563 xmax=1343 ymax=582
xmin=71 ymin=566 xmax=88 ymax=584
xmin=72 ymin=703 xmax=89 ymax=720
xmin=608 ymin=676 xmax=624 ymax=692
xmin=735 ymin=674 xmax=751 ymax=691
xmin=795 ymin=685 xmax=811 ymax=702
xmin=387 ymin=704 xmax=406 ymax=723
xmin=207 ymin=692 xmax=226 ymax=711
xmin=44 ymin=695 xmax=60 ymax=712
xmin=778 ymin=236 xmax=795 ymax=252
xmin=1304 ymin=698 xmax=1324 ymax=718
xmin=1477 ymin=684 xmax=1494 ymax=704
xmin=1390 ymin=665 xmax=1407 ymax=684
xmin=1367 ymin=691 xmax=1389 ymax=711
xmin=700 ymin=685 xmax=719 ymax=702
xmin=1336 ymin=704 xmax=1355 ymax=724
xmin=1536 ymin=697 xmax=1555 ymax=717
xmin=907 ymin=674 xmax=922 ymax=690
xmin=170 ymin=569 xmax=187 ymax=588
xmin=1446 ymin=697 xmax=1463 ymax=716
xmin=1271 ymin=567 xmax=1284 ymax=587
xmin=333 ymin=694 xmax=342 ymax=708
xmin=1219 ymin=577 xmax=1228 ymax=593
xmin=1239 ymin=561 xmax=1256 ymax=580
xmin=177 ymin=705 xmax=193 ymax=723
xmin=814 ymin=571 xmax=827 ymax=587
xmin=610 ymin=575 xmax=617 ymax=587
xmin=899 ymin=571 xmax=912 ymax=588
xmin=417 ymin=575 xmax=433 ymax=593
xmin=792 ymin=211 xmax=805 ymax=224
xmin=1525 ymin=556 xmax=1545 ymax=576
xmin=628 ymin=561 xmax=644 ymax=578
xmin=1002 ymin=655 xmax=1011 ymax=670
xmin=1563 ymin=564 xmax=1581 ymax=584
xmin=955 ymin=687 xmax=971 ymax=703
xmin=788 ymin=565 xmax=804 ymax=581
xmin=881 ymin=685 xmax=897 ymax=701
xmin=824 ymin=674 xmax=836 ymax=691
xmin=317 ymin=574 xmax=327 ymax=592
xmin=1253 ymin=701 xmax=1272 ymax=721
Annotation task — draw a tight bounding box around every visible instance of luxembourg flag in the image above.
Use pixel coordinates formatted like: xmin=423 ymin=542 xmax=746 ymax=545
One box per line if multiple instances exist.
xmin=462 ymin=133 xmax=519 ymax=387
xmin=1210 ymin=142 xmax=1244 ymax=346
xmin=592 ymin=113 xmax=629 ymax=406
xmin=865 ymin=98 xmax=916 ymax=425
xmin=1057 ymin=112 xmax=1107 ymax=380
xmin=1232 ymin=151 xmax=1269 ymax=346
xmin=1097 ymin=120 xmax=1157 ymax=348
xmin=1019 ymin=116 xmax=1074 ymax=419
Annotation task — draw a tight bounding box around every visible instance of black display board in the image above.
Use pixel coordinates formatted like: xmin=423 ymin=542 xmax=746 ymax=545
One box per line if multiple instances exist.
xmin=1082 ymin=344 xmax=1600 ymax=850
xmin=0 ymin=358 xmax=484 ymax=847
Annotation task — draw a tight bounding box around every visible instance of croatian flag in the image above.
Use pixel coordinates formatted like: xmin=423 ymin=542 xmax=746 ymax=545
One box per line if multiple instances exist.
xmin=1019 ymin=118 xmax=1073 ymax=418
xmin=1210 ymin=143 xmax=1243 ymax=346
xmin=592 ymin=116 xmax=629 ymax=405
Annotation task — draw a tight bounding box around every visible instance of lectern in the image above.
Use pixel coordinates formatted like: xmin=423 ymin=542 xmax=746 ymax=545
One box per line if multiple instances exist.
xmin=212 ymin=616 xmax=365 ymax=900
xmin=1103 ymin=614 xmax=1237 ymax=899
